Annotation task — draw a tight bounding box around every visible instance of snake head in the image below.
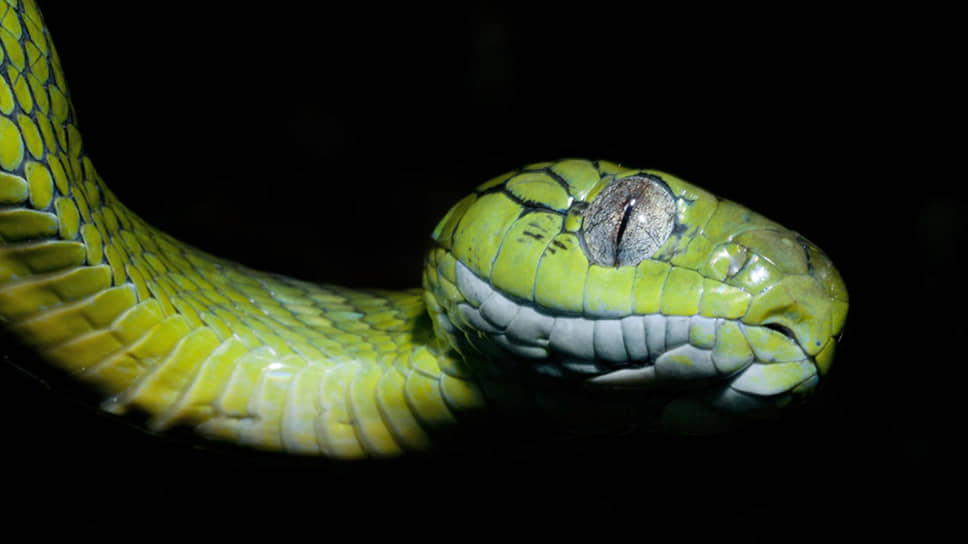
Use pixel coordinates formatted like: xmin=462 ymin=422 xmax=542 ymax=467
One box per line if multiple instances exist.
xmin=424 ymin=159 xmax=847 ymax=433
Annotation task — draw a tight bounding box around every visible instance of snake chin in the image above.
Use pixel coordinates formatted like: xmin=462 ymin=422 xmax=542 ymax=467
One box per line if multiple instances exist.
xmin=585 ymin=334 xmax=821 ymax=432
xmin=655 ymin=350 xmax=821 ymax=433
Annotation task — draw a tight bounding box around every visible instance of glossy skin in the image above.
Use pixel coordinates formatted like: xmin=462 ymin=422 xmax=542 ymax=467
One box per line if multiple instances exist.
xmin=425 ymin=162 xmax=847 ymax=433
xmin=0 ymin=1 xmax=847 ymax=458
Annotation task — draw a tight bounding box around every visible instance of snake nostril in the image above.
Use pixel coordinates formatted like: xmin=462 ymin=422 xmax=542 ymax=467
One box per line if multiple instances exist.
xmin=764 ymin=323 xmax=797 ymax=342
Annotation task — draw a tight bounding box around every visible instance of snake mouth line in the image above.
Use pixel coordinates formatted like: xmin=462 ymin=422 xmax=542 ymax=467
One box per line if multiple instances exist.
xmin=446 ymin=260 xmax=817 ymax=397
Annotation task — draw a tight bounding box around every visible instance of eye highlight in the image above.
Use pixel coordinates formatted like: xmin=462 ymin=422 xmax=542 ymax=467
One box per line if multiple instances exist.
xmin=581 ymin=176 xmax=676 ymax=267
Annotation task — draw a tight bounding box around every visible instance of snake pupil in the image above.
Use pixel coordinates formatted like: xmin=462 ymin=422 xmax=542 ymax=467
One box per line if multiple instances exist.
xmin=582 ymin=176 xmax=676 ymax=268
xmin=613 ymin=198 xmax=636 ymax=266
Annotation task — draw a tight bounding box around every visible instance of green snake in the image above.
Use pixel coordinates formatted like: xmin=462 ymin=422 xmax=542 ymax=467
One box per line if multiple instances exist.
xmin=0 ymin=1 xmax=848 ymax=459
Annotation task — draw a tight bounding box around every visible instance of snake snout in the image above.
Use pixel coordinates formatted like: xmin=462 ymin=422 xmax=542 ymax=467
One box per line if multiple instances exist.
xmin=737 ymin=231 xmax=848 ymax=376
xmin=657 ymin=231 xmax=848 ymax=434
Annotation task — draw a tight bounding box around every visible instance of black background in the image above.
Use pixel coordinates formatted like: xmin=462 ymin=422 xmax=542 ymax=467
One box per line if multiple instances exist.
xmin=4 ymin=2 xmax=955 ymax=541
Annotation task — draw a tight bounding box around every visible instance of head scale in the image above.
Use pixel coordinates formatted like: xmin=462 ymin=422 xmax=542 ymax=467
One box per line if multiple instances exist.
xmin=424 ymin=159 xmax=847 ymax=433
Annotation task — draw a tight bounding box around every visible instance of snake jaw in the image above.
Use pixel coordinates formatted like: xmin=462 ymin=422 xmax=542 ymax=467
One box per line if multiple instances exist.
xmin=423 ymin=159 xmax=847 ymax=433
xmin=646 ymin=327 xmax=824 ymax=434
xmin=443 ymin=259 xmax=821 ymax=401
xmin=652 ymin=232 xmax=848 ymax=432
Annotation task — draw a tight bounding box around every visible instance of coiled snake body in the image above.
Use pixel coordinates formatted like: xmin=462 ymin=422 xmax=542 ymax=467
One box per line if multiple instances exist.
xmin=0 ymin=1 xmax=848 ymax=459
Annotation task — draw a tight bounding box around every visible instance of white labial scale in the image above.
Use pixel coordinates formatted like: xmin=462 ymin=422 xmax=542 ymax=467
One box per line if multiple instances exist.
xmin=712 ymin=351 xmax=753 ymax=375
xmin=644 ymin=315 xmax=666 ymax=357
xmin=589 ymin=365 xmax=657 ymax=387
xmin=620 ymin=315 xmax=649 ymax=362
xmin=549 ymin=316 xmax=596 ymax=360
xmin=505 ymin=305 xmax=554 ymax=347
xmin=665 ymin=316 xmax=690 ymax=348
xmin=713 ymin=387 xmax=780 ymax=415
xmin=688 ymin=316 xmax=718 ymax=349
xmin=793 ymin=374 xmax=819 ymax=395
xmin=594 ymin=319 xmax=629 ymax=363
xmin=756 ymin=340 xmax=806 ymax=363
xmin=711 ymin=321 xmax=753 ymax=374
xmin=479 ymin=289 xmax=520 ymax=330
xmin=739 ymin=323 xmax=806 ymax=363
xmin=655 ymin=344 xmax=717 ymax=381
xmin=492 ymin=333 xmax=550 ymax=359
xmin=458 ymin=303 xmax=501 ymax=334
xmin=561 ymin=359 xmax=601 ymax=374
xmin=729 ymin=361 xmax=816 ymax=396
xmin=455 ymin=261 xmax=494 ymax=307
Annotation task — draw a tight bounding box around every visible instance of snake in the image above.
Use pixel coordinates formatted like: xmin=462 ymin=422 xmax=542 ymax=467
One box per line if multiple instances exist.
xmin=0 ymin=1 xmax=848 ymax=460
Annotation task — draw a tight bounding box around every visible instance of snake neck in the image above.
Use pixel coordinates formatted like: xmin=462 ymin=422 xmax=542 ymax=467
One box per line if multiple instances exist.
xmin=0 ymin=0 xmax=499 ymax=459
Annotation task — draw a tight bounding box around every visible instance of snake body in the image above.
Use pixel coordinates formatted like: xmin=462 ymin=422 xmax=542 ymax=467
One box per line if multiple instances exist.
xmin=0 ymin=1 xmax=848 ymax=459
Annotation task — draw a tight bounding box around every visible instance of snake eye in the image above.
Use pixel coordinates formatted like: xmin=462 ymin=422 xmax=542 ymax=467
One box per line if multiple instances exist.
xmin=582 ymin=175 xmax=676 ymax=267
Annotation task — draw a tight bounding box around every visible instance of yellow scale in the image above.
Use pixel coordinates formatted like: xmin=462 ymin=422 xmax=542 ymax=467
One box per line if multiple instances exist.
xmin=0 ymin=1 xmax=848 ymax=459
xmin=0 ymin=0 xmax=485 ymax=459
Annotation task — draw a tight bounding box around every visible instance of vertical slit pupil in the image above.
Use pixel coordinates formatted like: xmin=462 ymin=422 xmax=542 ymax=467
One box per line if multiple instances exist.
xmin=613 ymin=198 xmax=636 ymax=265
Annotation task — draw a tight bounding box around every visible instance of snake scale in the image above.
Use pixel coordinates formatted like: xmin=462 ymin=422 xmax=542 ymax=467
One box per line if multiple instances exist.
xmin=0 ymin=1 xmax=847 ymax=459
